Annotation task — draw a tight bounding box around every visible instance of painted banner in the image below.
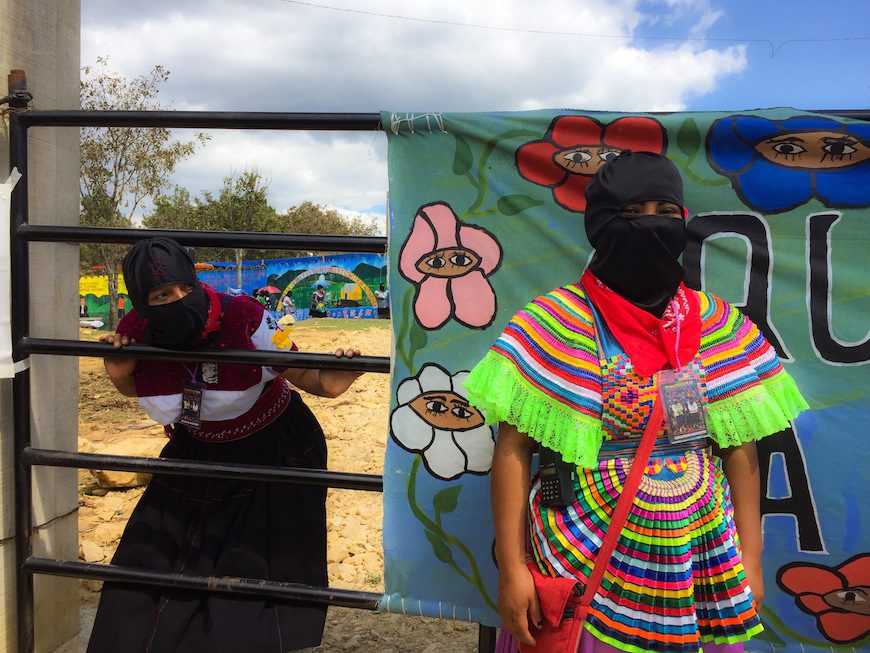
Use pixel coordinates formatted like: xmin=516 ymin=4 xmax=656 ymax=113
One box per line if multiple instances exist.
xmin=79 ymin=252 xmax=388 ymax=323
xmin=381 ymin=109 xmax=870 ymax=650
xmin=199 ymin=252 xmax=387 ymax=320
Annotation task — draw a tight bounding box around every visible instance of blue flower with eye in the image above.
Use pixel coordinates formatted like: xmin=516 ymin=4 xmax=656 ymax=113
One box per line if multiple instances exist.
xmin=707 ymin=115 xmax=870 ymax=213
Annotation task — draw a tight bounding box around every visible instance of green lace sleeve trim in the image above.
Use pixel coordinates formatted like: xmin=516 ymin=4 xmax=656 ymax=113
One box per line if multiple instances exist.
xmin=706 ymin=371 xmax=809 ymax=448
xmin=463 ymin=351 xmax=604 ymax=468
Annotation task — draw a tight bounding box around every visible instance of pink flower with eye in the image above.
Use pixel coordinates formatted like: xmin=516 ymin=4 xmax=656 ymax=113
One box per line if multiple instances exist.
xmin=399 ymin=202 xmax=502 ymax=330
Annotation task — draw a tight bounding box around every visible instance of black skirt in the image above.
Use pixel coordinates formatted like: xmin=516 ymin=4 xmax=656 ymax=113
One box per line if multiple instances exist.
xmin=87 ymin=390 xmax=328 ymax=653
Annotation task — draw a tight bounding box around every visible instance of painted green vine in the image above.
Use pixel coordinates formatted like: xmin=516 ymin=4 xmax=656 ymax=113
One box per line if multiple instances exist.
xmin=406 ymin=456 xmax=498 ymax=612
xmin=452 ymin=128 xmax=543 ymax=221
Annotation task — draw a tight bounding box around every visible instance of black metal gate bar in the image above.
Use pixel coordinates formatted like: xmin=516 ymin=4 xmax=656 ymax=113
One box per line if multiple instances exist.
xmin=13 ymin=108 xmax=870 ymax=130
xmin=14 ymin=109 xmax=382 ymax=130
xmin=10 ymin=107 xmax=35 ymax=653
xmin=20 ymin=337 xmax=390 ymax=372
xmin=23 ymin=447 xmax=384 ymax=491
xmin=23 ymin=558 xmax=383 ymax=609
xmin=17 ymin=224 xmax=388 ymax=252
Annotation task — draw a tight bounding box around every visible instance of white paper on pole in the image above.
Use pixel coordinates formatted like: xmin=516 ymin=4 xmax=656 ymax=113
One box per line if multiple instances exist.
xmin=0 ymin=168 xmax=27 ymax=378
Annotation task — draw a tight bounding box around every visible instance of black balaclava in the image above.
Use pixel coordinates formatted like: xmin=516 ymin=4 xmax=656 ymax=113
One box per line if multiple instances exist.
xmin=584 ymin=151 xmax=687 ymax=316
xmin=122 ymin=237 xmax=210 ymax=349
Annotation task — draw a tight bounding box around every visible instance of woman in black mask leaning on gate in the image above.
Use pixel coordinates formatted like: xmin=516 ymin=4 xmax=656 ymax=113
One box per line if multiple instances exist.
xmin=88 ymin=236 xmax=363 ymax=653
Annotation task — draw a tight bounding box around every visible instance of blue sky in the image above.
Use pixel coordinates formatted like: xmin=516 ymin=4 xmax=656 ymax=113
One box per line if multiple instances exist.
xmin=684 ymin=0 xmax=870 ymax=111
xmin=81 ymin=0 xmax=870 ymax=228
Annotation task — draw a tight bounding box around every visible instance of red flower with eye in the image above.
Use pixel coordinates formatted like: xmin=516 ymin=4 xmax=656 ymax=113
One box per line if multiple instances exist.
xmin=515 ymin=115 xmax=667 ymax=213
xmin=777 ymin=553 xmax=870 ymax=644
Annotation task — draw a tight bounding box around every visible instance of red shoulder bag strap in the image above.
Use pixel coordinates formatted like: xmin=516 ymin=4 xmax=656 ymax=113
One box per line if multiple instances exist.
xmin=578 ymin=399 xmax=664 ymax=611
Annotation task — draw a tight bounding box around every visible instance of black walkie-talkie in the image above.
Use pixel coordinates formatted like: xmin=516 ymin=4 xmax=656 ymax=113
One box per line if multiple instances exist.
xmin=538 ymin=446 xmax=576 ymax=507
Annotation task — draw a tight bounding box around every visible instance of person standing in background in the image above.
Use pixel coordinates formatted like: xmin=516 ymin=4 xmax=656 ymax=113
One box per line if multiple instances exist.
xmin=255 ymin=289 xmax=269 ymax=309
xmin=374 ymin=283 xmax=390 ymax=319
xmin=282 ymin=293 xmax=295 ymax=316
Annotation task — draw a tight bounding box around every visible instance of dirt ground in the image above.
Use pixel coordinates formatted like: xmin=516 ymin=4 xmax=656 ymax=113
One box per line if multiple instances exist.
xmin=57 ymin=319 xmax=481 ymax=653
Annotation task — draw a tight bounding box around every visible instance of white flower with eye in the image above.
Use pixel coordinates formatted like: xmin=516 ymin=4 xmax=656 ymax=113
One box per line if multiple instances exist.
xmin=390 ymin=363 xmax=494 ymax=481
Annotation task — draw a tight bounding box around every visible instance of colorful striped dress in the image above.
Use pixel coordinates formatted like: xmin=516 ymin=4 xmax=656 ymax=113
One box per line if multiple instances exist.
xmin=464 ymin=282 xmax=808 ymax=653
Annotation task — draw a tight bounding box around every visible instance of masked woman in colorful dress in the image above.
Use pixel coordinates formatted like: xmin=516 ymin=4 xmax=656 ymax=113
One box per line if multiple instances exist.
xmin=88 ymin=237 xmax=364 ymax=652
xmin=464 ymin=152 xmax=808 ymax=653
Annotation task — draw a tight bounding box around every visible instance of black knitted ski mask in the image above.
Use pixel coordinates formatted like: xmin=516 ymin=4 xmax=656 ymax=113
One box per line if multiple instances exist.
xmin=584 ymin=151 xmax=687 ymax=316
xmin=122 ymin=237 xmax=209 ymax=349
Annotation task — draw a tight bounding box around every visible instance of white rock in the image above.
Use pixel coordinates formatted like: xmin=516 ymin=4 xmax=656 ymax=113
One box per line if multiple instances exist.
xmin=423 ymin=644 xmax=447 ymax=653
xmin=79 ymin=540 xmax=105 ymax=562
xmin=88 ymin=437 xmax=165 ymax=488
xmin=93 ymin=521 xmax=126 ymax=545
xmin=78 ymin=437 xmax=96 ymax=453
xmin=83 ymin=580 xmax=103 ymax=593
xmin=327 ymin=542 xmax=350 ymax=564
xmin=95 ymin=495 xmax=126 ymax=521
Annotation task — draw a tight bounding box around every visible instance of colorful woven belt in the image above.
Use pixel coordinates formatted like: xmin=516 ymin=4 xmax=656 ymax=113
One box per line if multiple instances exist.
xmin=597 ymin=434 xmax=707 ymax=462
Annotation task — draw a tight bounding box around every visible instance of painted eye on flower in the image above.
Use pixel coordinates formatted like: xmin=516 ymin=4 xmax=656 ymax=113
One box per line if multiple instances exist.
xmin=824 ymin=586 xmax=870 ymax=616
xmin=554 ymin=147 xmax=595 ymax=173
xmin=425 ymin=255 xmax=446 ymax=269
xmin=451 ymin=405 xmax=475 ymax=420
xmin=415 ymin=247 xmax=481 ymax=278
xmin=754 ymin=130 xmax=870 ymax=170
xmin=771 ymin=141 xmax=806 ymax=158
xmin=409 ymin=392 xmax=486 ymax=431
xmin=425 ymin=399 xmax=448 ymax=414
xmin=822 ymin=138 xmax=858 ymax=160
xmin=563 ymin=150 xmax=592 ymax=165
xmin=837 ymin=589 xmax=866 ymax=603
xmin=554 ymin=145 xmax=624 ymax=175
xmin=564 ymin=150 xmax=592 ymax=164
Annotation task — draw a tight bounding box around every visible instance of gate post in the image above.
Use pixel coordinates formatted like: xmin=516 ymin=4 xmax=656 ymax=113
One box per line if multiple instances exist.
xmin=1 ymin=3 xmax=82 ymax=650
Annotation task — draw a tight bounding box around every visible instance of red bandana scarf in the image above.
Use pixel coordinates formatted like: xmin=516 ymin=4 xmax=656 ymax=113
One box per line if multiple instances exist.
xmin=580 ymin=269 xmax=700 ymax=376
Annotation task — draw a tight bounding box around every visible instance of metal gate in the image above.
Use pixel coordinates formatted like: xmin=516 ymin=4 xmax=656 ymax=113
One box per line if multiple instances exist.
xmin=8 ymin=106 xmax=498 ymax=652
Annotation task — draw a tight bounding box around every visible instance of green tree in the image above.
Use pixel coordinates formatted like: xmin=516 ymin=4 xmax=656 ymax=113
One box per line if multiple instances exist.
xmin=145 ymin=170 xmax=278 ymax=285
xmin=277 ymin=201 xmax=380 ymax=239
xmin=145 ymin=177 xmax=381 ymax=282
xmin=191 ymin=170 xmax=277 ymax=285
xmin=147 ymin=185 xmax=198 ymax=231
xmin=80 ymin=56 xmax=208 ymax=328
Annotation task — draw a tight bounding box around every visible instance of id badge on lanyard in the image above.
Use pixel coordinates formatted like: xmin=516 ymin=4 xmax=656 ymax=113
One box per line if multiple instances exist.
xmin=656 ymin=296 xmax=707 ymax=444
xmin=179 ymin=381 xmax=204 ymax=429
xmin=657 ymin=367 xmax=708 ymax=444
xmin=179 ymin=363 xmax=204 ymax=429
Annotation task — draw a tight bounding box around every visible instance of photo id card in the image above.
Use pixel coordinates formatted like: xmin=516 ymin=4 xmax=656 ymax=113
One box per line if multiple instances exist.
xmin=657 ymin=368 xmax=708 ymax=444
xmin=179 ymin=380 xmax=204 ymax=429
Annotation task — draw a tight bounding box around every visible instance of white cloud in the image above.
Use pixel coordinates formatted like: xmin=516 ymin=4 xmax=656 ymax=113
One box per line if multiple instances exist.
xmin=334 ymin=207 xmax=386 ymax=237
xmin=82 ymin=0 xmax=747 ymax=213
xmin=170 ymin=130 xmax=387 ymax=211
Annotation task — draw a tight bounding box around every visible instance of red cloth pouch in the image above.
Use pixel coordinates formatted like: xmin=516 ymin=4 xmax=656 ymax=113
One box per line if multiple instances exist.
xmin=519 ymin=561 xmax=587 ymax=652
xmin=517 ymin=401 xmax=665 ymax=652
